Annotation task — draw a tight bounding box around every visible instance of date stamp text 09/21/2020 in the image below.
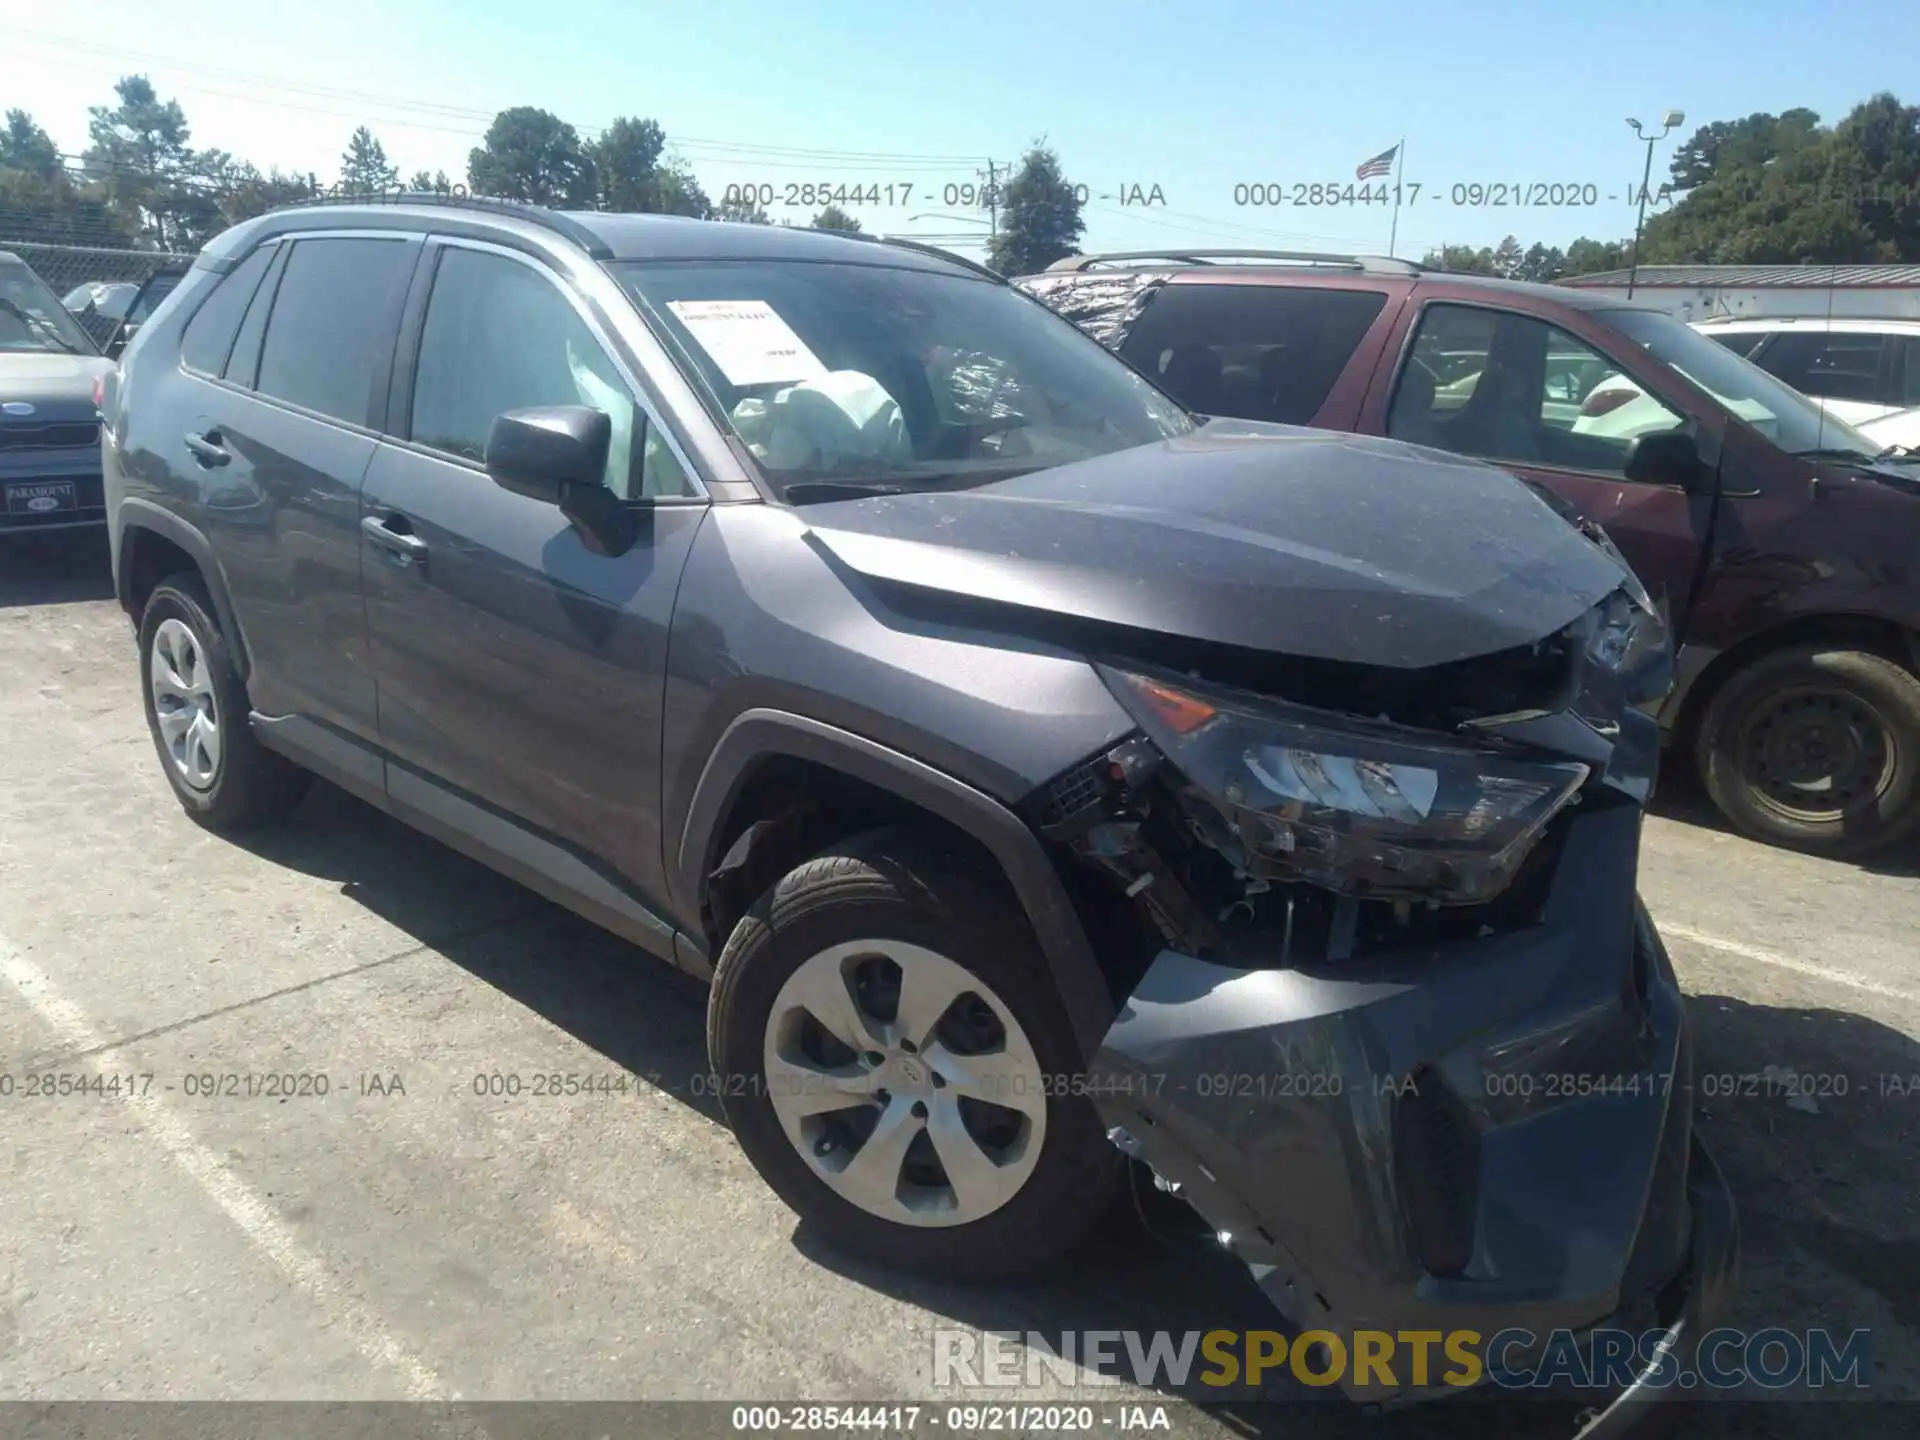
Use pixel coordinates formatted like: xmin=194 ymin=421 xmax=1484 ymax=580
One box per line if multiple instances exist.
xmin=718 ymin=179 xmax=1679 ymax=213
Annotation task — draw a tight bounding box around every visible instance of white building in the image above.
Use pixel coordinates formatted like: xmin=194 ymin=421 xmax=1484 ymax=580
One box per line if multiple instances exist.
xmin=1556 ymin=264 xmax=1920 ymax=321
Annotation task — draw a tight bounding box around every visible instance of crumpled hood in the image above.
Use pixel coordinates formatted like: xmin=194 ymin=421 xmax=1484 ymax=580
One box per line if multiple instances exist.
xmin=0 ymin=352 xmax=113 ymax=425
xmin=804 ymin=419 xmax=1631 ymax=669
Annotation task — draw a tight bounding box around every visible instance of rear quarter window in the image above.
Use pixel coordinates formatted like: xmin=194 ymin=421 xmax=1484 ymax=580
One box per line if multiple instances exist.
xmin=1116 ymin=282 xmax=1387 ymax=424
xmin=180 ymin=246 xmax=276 ymax=376
xmin=253 ymin=237 xmax=414 ymax=425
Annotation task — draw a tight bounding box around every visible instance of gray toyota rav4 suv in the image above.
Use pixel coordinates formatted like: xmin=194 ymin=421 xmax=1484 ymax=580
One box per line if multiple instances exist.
xmin=104 ymin=196 xmax=1734 ymax=1423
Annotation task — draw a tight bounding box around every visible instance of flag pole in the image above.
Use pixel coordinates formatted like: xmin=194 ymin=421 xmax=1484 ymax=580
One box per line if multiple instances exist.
xmin=1388 ymin=136 xmax=1405 ymax=258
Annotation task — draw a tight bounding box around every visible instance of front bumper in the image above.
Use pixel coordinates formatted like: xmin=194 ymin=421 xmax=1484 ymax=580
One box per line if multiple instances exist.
xmin=1087 ymin=801 xmax=1738 ymax=1415
xmin=1 ymin=449 xmax=106 ymax=532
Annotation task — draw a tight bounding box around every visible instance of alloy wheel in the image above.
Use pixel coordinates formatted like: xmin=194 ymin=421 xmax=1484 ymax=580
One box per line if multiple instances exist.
xmin=149 ymin=617 xmax=222 ymax=791
xmin=762 ymin=939 xmax=1047 ymax=1227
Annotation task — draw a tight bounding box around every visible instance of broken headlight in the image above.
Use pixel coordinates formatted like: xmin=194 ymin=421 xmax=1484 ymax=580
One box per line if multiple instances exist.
xmin=1099 ymin=665 xmax=1589 ymax=905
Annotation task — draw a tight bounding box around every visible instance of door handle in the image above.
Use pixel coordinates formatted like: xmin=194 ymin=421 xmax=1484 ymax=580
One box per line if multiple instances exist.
xmin=183 ymin=430 xmax=229 ymax=467
xmin=361 ymin=513 xmax=429 ymax=567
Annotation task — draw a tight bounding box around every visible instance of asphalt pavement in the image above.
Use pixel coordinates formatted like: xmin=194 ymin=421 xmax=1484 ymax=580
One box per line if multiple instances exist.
xmin=2 ymin=531 xmax=1916 ymax=1439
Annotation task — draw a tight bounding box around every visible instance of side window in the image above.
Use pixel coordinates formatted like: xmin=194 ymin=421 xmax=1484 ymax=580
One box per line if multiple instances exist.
xmin=180 ymin=245 xmax=275 ymax=376
xmin=1754 ymin=331 xmax=1886 ymax=406
xmin=1898 ymin=337 xmax=1920 ymax=408
xmin=225 ymin=244 xmax=288 ymax=389
xmin=409 ymin=246 xmax=695 ymax=499
xmin=1703 ymin=330 xmax=1767 ymax=359
xmin=255 ymin=238 xmax=413 ymax=424
xmin=1116 ymin=283 xmax=1387 ymax=424
xmin=1388 ymin=303 xmax=1684 ymax=479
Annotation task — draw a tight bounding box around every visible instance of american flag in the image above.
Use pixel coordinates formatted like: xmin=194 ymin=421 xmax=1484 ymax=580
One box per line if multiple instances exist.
xmin=1356 ymin=145 xmax=1399 ymax=180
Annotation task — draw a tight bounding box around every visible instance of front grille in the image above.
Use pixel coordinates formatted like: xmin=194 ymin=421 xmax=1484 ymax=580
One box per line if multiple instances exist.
xmin=0 ymin=423 xmax=100 ymax=452
xmin=1394 ymin=1064 xmax=1481 ymax=1277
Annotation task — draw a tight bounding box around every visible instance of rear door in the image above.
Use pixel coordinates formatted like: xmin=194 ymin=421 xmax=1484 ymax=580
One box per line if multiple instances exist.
xmin=1362 ymin=298 xmax=1716 ymax=638
xmin=1112 ymin=279 xmax=1399 ymax=429
xmin=358 ymin=236 xmax=709 ymax=945
xmin=174 ymin=231 xmax=420 ymax=763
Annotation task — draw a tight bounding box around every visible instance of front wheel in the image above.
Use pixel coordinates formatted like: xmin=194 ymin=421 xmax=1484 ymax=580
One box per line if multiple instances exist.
xmin=1696 ymin=644 xmax=1920 ymax=857
xmin=707 ymin=828 xmax=1122 ymax=1279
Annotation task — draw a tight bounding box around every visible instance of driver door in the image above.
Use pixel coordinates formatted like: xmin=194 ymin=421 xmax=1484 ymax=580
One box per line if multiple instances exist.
xmin=359 ymin=238 xmax=709 ymax=949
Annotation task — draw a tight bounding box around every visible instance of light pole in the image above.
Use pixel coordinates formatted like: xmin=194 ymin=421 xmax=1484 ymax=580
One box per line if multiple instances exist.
xmin=1625 ymin=110 xmax=1685 ymax=299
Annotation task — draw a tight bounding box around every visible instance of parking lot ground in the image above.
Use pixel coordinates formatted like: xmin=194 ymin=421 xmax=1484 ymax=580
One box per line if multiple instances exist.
xmin=3 ymin=532 xmax=1918 ymax=1438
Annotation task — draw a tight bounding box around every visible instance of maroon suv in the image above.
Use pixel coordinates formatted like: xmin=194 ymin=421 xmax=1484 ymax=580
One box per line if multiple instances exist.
xmin=1020 ymin=250 xmax=1920 ymax=858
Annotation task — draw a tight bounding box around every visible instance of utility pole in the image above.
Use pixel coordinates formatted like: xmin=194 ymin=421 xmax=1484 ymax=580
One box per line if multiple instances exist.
xmin=981 ymin=158 xmax=1000 ymax=240
xmin=1625 ymin=110 xmax=1685 ymax=299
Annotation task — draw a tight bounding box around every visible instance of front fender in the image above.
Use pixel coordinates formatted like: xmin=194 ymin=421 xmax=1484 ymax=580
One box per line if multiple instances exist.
xmin=674 ymin=708 xmax=1118 ymax=1066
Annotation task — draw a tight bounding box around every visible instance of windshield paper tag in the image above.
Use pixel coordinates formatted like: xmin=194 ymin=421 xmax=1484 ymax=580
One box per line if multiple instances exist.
xmin=665 ymin=300 xmax=829 ymax=387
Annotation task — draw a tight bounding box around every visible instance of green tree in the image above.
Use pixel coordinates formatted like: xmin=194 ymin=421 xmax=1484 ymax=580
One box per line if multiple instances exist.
xmin=985 ymin=143 xmax=1084 ymax=275
xmin=0 ymin=109 xmax=60 ymax=180
xmin=1515 ymin=241 xmax=1565 ymax=282
xmin=810 ymin=203 xmax=861 ymax=232
xmin=717 ymin=191 xmax=771 ymax=223
xmin=656 ymin=158 xmax=711 ymax=217
xmin=215 ymin=162 xmax=317 ymax=226
xmin=591 ymin=117 xmax=667 ymax=210
xmin=406 ymin=168 xmax=453 ymax=193
xmin=1490 ymin=234 xmax=1524 ymax=278
xmin=467 ymin=107 xmax=597 ymax=206
xmin=1563 ymin=236 xmax=1631 ymax=276
xmin=339 ymin=126 xmax=398 ymax=194
xmin=83 ymin=75 xmax=198 ymax=247
xmin=1640 ymin=94 xmax=1920 ymax=263
xmin=1419 ymin=243 xmax=1497 ymax=274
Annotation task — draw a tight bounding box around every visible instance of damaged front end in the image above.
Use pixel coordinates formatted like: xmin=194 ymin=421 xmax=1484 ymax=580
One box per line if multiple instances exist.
xmin=1030 ymin=576 xmax=1738 ymax=1413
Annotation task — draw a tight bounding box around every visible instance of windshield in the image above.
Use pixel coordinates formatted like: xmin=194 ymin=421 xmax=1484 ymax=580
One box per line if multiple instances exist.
xmin=1595 ymin=308 xmax=1882 ymax=460
xmin=613 ymin=258 xmax=1193 ymax=499
xmin=0 ymin=262 xmax=97 ymax=355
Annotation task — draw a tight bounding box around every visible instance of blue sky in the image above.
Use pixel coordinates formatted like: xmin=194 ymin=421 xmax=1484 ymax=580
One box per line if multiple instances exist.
xmin=6 ymin=0 xmax=1917 ymax=261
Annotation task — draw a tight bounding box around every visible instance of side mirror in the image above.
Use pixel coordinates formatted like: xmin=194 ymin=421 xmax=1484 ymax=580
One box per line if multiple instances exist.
xmin=485 ymin=405 xmax=610 ymax=503
xmin=1623 ymin=429 xmax=1711 ymax=493
xmin=484 ymin=405 xmax=639 ymax=556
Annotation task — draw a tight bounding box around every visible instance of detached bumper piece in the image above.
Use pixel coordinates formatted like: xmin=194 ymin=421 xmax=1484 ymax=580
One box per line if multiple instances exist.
xmin=1088 ymin=802 xmax=1739 ymax=1416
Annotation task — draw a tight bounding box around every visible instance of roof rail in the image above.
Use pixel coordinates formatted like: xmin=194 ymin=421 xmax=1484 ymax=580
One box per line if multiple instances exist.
xmin=1043 ymin=248 xmax=1425 ymax=277
xmin=261 ymin=190 xmax=615 ymax=259
xmin=859 ymin=231 xmax=1007 ymax=283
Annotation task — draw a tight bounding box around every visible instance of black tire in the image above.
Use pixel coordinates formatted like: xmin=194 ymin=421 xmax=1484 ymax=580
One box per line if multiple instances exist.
xmin=138 ymin=572 xmax=311 ymax=830
xmin=707 ymin=826 xmax=1122 ymax=1280
xmin=1696 ymin=643 xmax=1920 ymax=858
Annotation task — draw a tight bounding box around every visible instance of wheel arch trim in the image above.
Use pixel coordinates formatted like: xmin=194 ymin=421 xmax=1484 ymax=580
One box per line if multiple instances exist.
xmin=675 ymin=709 xmax=1117 ymax=1064
xmin=116 ymin=499 xmax=252 ymax=679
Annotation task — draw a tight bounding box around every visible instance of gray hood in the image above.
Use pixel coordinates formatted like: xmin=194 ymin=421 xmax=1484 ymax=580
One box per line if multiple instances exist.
xmin=803 ymin=419 xmax=1631 ymax=669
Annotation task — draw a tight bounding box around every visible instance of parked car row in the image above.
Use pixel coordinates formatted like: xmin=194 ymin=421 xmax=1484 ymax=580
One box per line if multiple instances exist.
xmin=1018 ymin=249 xmax=1920 ymax=859
xmin=95 ymin=195 xmax=1731 ymax=1429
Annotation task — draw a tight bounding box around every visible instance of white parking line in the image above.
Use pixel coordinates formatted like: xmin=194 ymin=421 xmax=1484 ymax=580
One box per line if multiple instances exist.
xmin=1657 ymin=921 xmax=1920 ymax=1007
xmin=0 ymin=938 xmax=452 ymax=1402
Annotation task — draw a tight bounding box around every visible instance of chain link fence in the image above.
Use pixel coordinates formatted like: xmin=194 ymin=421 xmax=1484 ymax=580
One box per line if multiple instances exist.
xmin=0 ymin=240 xmax=193 ymax=303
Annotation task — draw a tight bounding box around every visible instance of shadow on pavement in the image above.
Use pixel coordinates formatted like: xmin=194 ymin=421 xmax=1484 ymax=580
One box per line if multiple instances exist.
xmin=0 ymin=529 xmax=116 ymax=607
xmin=222 ymin=776 xmax=1919 ymax=1438
xmin=224 ymin=778 xmax=722 ymax=1124
xmin=1648 ymin=760 xmax=1920 ymax=880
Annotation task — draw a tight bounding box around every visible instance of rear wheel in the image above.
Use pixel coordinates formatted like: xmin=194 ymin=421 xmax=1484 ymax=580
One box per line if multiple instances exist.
xmin=1696 ymin=643 xmax=1920 ymax=857
xmin=707 ymin=828 xmax=1121 ymax=1278
xmin=138 ymin=573 xmax=311 ymax=830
